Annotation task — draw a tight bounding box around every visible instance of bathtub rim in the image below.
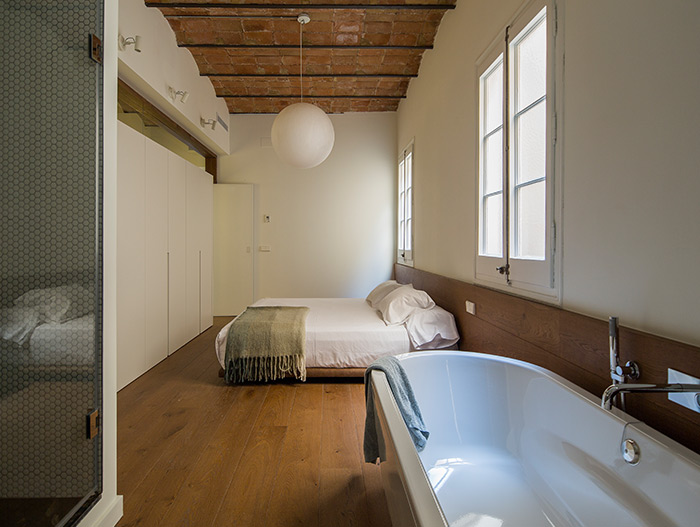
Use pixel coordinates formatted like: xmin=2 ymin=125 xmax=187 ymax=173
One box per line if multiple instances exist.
xmin=396 ymin=350 xmax=700 ymax=469
xmin=371 ymin=369 xmax=449 ymax=527
xmin=373 ymin=351 xmax=700 ymax=527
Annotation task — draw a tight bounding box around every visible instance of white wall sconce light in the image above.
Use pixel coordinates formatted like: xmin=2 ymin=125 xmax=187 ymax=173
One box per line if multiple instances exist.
xmin=118 ymin=34 xmax=142 ymax=52
xmin=200 ymin=118 xmax=217 ymax=130
xmin=168 ymin=86 xmax=190 ymax=103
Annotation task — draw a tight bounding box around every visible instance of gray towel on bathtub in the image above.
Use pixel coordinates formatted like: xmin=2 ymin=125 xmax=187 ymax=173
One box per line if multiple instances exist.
xmin=363 ymin=356 xmax=429 ymax=463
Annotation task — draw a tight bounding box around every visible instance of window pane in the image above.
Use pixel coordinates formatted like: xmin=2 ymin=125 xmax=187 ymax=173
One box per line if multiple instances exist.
xmin=515 ymin=101 xmax=546 ymax=185
xmin=406 ymin=219 xmax=412 ymax=250
xmin=484 ymin=60 xmax=503 ymax=134
xmin=406 ymin=187 xmax=412 ymax=220
xmin=484 ymin=130 xmax=503 ymax=195
xmin=482 ymin=194 xmax=503 ymax=257
xmin=406 ymin=152 xmax=412 ymax=187
xmin=398 ymin=160 xmax=405 ymax=193
xmin=515 ymin=14 xmax=546 ymax=112
xmin=514 ymin=180 xmax=545 ymax=259
xmin=398 ymin=220 xmax=405 ymax=251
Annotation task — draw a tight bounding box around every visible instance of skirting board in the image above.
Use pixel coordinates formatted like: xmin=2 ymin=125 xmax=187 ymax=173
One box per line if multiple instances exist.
xmin=77 ymin=495 xmax=123 ymax=527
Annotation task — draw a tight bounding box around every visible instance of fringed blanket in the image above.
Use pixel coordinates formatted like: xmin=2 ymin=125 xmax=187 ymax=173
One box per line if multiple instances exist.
xmin=224 ymin=305 xmax=310 ymax=384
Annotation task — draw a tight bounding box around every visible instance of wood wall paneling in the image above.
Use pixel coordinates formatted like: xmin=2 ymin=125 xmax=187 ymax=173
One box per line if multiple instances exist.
xmin=395 ymin=264 xmax=700 ymax=454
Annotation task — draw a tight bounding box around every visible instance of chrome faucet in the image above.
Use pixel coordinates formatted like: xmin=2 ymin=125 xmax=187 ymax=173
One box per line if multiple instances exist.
xmin=609 ymin=316 xmax=640 ymax=384
xmin=602 ymin=383 xmax=700 ymax=410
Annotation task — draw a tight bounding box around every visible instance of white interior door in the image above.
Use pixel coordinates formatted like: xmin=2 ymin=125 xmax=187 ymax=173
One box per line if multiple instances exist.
xmin=213 ymin=184 xmax=254 ymax=316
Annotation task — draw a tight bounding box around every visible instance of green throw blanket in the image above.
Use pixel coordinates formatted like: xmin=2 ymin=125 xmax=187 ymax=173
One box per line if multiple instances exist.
xmin=224 ymin=305 xmax=310 ymax=384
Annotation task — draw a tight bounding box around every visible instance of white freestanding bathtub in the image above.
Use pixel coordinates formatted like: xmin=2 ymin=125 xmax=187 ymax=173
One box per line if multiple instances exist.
xmin=370 ymin=351 xmax=700 ymax=527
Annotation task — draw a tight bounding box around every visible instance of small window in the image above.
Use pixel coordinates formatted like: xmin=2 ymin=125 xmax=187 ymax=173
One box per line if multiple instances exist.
xmin=398 ymin=142 xmax=414 ymax=266
xmin=476 ymin=1 xmax=561 ymax=301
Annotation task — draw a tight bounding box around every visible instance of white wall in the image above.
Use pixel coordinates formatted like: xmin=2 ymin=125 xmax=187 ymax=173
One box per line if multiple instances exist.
xmin=118 ymin=0 xmax=230 ymax=155
xmin=218 ymin=113 xmax=397 ymax=299
xmin=397 ymin=0 xmax=700 ymax=347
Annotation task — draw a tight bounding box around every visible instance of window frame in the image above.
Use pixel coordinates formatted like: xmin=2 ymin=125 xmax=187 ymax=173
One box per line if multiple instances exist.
xmin=474 ymin=0 xmax=563 ymax=303
xmin=397 ymin=141 xmax=414 ymax=267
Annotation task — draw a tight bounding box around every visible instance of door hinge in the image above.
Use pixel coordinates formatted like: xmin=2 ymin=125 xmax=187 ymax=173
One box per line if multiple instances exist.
xmin=86 ymin=409 xmax=100 ymax=440
xmin=89 ymin=34 xmax=102 ymax=65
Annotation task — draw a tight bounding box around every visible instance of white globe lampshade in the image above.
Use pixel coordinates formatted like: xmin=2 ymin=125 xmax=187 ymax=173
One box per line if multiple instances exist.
xmin=271 ymin=102 xmax=335 ymax=169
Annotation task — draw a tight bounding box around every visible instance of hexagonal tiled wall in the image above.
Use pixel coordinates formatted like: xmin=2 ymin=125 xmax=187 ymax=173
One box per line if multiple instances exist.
xmin=0 ymin=0 xmax=102 ymax=507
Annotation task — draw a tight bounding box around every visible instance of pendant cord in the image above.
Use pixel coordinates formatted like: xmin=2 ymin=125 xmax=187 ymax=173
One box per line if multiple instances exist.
xmin=299 ymin=20 xmax=303 ymax=103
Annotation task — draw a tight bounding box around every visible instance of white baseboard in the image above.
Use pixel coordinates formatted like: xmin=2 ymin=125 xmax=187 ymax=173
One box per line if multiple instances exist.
xmin=78 ymin=494 xmax=123 ymax=527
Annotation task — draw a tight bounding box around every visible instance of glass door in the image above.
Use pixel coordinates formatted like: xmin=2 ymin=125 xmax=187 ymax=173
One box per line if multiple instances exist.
xmin=0 ymin=1 xmax=103 ymax=526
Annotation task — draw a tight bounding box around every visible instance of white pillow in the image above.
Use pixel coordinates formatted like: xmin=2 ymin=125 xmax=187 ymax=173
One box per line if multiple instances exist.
xmin=0 ymin=306 xmax=42 ymax=345
xmin=365 ymin=280 xmax=402 ymax=308
xmin=14 ymin=284 xmax=93 ymax=323
xmin=405 ymin=306 xmax=460 ymax=350
xmin=375 ymin=284 xmax=435 ymax=326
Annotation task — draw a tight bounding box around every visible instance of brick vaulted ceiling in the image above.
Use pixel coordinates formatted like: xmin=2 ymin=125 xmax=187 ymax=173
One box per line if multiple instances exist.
xmin=147 ymin=1 xmax=457 ymax=113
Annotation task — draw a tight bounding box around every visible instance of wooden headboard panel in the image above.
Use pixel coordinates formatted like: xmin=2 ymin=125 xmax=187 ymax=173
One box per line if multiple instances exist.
xmin=395 ymin=264 xmax=700 ymax=454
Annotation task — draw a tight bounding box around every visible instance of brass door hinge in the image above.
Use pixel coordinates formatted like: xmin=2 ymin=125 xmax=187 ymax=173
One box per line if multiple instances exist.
xmin=86 ymin=409 xmax=100 ymax=440
xmin=89 ymin=34 xmax=102 ymax=64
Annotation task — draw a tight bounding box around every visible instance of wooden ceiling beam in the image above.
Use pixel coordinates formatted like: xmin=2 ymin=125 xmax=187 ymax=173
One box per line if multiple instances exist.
xmin=147 ymin=3 xmax=456 ymax=11
xmin=205 ymin=73 xmax=417 ymax=77
xmin=221 ymin=94 xmax=404 ymax=99
xmin=181 ymin=44 xmax=431 ymax=50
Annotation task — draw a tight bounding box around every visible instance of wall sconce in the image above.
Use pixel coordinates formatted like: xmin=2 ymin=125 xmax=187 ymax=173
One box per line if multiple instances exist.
xmin=200 ymin=118 xmax=217 ymax=130
xmin=118 ymin=35 xmax=142 ymax=52
xmin=168 ymin=86 xmax=190 ymax=103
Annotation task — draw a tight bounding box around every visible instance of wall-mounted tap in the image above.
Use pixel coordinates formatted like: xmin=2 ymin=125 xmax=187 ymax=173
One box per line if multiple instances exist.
xmin=602 ymin=383 xmax=700 ymax=410
xmin=609 ymin=316 xmax=640 ymax=384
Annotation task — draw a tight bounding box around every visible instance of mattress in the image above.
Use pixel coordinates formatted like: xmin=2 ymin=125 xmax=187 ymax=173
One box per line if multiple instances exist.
xmin=28 ymin=314 xmax=95 ymax=366
xmin=216 ymin=298 xmax=412 ymax=369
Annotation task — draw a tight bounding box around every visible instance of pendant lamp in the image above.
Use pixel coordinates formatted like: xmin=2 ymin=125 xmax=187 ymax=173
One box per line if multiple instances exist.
xmin=271 ymin=14 xmax=335 ymax=169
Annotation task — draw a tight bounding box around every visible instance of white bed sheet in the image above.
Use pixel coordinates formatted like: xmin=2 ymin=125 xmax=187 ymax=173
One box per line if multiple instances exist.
xmin=29 ymin=314 xmax=95 ymax=366
xmin=216 ymin=298 xmax=412 ymax=369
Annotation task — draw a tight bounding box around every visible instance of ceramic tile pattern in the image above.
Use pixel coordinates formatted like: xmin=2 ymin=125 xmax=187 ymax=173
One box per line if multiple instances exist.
xmin=0 ymin=1 xmax=102 ymax=500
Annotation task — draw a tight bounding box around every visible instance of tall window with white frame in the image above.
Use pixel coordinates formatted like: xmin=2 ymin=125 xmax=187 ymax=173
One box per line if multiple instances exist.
xmin=398 ymin=143 xmax=414 ymax=266
xmin=476 ymin=1 xmax=559 ymax=300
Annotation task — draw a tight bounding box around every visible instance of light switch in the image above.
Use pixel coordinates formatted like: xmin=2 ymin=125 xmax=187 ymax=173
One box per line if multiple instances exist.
xmin=259 ymin=245 xmax=271 ymax=252
xmin=465 ymin=301 xmax=476 ymax=315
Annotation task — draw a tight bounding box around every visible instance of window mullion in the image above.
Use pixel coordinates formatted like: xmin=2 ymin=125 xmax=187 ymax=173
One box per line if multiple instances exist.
xmin=502 ymin=25 xmax=512 ymax=282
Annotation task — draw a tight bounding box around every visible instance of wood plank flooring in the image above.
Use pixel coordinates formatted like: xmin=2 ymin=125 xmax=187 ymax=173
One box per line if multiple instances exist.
xmin=117 ymin=317 xmax=391 ymax=527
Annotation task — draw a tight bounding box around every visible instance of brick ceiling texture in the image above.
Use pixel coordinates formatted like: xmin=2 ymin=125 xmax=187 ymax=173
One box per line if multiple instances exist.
xmin=147 ymin=1 xmax=457 ymax=113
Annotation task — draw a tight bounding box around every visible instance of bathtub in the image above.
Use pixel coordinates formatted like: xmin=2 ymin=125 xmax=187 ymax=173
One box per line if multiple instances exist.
xmin=370 ymin=351 xmax=700 ymax=527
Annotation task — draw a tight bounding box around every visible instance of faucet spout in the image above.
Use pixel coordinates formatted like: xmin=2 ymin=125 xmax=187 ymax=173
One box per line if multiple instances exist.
xmin=602 ymin=383 xmax=700 ymax=410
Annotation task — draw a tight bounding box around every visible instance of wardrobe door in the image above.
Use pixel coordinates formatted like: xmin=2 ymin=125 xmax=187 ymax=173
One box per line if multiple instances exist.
xmin=144 ymin=140 xmax=169 ymax=369
xmin=186 ymin=165 xmax=213 ymax=337
xmin=168 ymin=153 xmax=188 ymax=354
xmin=117 ymin=122 xmax=146 ymax=390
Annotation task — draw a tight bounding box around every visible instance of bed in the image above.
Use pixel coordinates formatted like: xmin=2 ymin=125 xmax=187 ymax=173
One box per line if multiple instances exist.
xmin=0 ymin=285 xmax=96 ymax=372
xmin=216 ymin=281 xmax=460 ymax=380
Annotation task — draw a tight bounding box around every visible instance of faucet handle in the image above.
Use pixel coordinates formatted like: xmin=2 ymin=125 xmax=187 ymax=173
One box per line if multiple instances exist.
xmin=615 ymin=360 xmax=641 ymax=381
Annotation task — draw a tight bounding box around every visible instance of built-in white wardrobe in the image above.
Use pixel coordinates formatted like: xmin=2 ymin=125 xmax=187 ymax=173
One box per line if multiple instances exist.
xmin=117 ymin=121 xmax=213 ymax=390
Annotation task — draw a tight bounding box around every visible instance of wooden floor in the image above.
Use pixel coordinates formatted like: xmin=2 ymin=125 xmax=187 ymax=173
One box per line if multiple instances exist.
xmin=117 ymin=317 xmax=391 ymax=527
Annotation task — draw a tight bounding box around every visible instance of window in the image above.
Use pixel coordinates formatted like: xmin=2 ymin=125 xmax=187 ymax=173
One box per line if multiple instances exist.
xmin=476 ymin=1 xmax=561 ymax=301
xmin=398 ymin=142 xmax=414 ymax=266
